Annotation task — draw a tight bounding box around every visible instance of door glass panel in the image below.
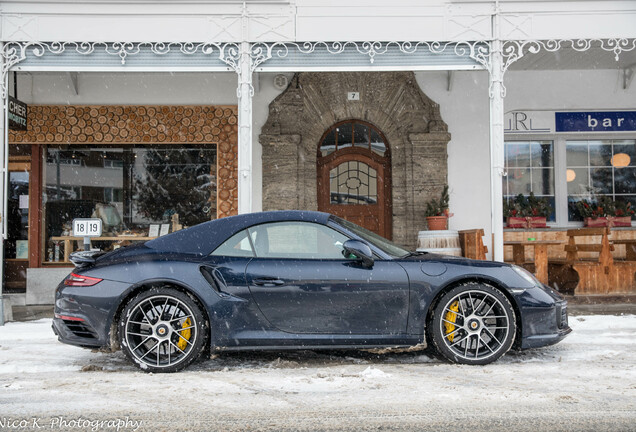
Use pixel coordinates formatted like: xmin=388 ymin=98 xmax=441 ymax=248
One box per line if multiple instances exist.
xmin=248 ymin=222 xmax=348 ymax=259
xmin=6 ymin=171 xmax=30 ymax=259
xmin=329 ymin=161 xmax=378 ymax=205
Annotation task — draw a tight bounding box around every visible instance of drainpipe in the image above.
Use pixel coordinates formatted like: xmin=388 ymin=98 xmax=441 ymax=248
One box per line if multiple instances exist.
xmin=489 ymin=2 xmax=505 ymax=262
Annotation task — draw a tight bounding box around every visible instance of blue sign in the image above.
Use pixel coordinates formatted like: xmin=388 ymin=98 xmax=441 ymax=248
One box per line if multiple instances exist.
xmin=555 ymin=111 xmax=636 ymax=132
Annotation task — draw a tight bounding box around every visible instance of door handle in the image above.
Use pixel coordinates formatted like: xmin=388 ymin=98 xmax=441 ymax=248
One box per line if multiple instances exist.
xmin=253 ymin=278 xmax=285 ymax=286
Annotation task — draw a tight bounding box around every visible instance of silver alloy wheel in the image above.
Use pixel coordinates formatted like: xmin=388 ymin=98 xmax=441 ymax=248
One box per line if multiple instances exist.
xmin=124 ymin=295 xmax=198 ymax=369
xmin=438 ymin=290 xmax=511 ymax=362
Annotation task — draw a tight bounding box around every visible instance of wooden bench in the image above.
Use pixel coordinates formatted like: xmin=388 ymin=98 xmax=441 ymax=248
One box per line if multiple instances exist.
xmin=564 ymin=227 xmax=636 ymax=295
xmin=458 ymin=229 xmax=488 ymax=260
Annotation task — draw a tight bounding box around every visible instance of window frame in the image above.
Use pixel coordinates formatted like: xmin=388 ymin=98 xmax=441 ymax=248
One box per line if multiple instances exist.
xmin=503 ymin=139 xmax=556 ymax=222
xmin=505 ymin=132 xmax=636 ymax=227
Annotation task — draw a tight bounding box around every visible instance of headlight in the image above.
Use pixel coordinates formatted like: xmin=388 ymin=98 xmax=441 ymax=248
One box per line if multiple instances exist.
xmin=511 ymin=265 xmax=540 ymax=288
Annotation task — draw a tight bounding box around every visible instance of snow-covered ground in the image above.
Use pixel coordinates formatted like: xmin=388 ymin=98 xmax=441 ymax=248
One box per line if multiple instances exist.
xmin=1 ymin=315 xmax=635 ymax=431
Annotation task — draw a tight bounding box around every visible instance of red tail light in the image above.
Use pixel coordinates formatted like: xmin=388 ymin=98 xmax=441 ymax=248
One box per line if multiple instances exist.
xmin=64 ymin=273 xmax=103 ymax=287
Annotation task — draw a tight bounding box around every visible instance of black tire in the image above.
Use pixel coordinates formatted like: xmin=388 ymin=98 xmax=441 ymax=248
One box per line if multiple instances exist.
xmin=428 ymin=283 xmax=516 ymax=365
xmin=118 ymin=287 xmax=209 ymax=373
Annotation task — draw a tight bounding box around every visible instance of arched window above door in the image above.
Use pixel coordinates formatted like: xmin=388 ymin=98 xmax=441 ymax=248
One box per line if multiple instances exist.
xmin=317 ymin=120 xmax=392 ymax=238
xmin=319 ymin=121 xmax=388 ymax=157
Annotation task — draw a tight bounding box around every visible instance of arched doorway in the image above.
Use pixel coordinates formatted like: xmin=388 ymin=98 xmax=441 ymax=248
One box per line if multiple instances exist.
xmin=317 ymin=120 xmax=392 ymax=239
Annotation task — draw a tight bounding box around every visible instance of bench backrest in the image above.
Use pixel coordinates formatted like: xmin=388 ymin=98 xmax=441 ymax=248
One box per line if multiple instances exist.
xmin=565 ymin=227 xmax=613 ymax=267
xmin=459 ymin=229 xmax=488 ymax=260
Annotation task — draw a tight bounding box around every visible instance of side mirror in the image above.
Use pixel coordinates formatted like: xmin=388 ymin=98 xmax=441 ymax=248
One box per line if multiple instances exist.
xmin=342 ymin=239 xmax=374 ymax=268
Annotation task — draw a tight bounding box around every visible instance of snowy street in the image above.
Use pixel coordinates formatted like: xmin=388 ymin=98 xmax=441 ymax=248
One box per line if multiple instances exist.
xmin=1 ymin=315 xmax=635 ymax=432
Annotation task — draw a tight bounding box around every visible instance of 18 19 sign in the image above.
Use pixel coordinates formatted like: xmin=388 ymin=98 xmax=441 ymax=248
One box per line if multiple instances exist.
xmin=72 ymin=218 xmax=103 ymax=237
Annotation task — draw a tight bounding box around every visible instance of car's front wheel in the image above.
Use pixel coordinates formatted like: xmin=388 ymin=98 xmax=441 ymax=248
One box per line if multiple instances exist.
xmin=429 ymin=283 xmax=516 ymax=365
xmin=119 ymin=287 xmax=208 ymax=373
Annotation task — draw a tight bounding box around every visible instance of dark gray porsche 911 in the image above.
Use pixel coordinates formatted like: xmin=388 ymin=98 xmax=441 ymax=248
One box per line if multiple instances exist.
xmin=53 ymin=210 xmax=570 ymax=372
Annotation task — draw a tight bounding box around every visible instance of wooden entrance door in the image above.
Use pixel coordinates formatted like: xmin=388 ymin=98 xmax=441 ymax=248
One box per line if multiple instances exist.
xmin=317 ymin=120 xmax=392 ymax=239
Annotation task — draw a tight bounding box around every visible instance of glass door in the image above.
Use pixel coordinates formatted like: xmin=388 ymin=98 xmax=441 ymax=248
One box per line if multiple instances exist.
xmin=3 ymin=165 xmax=30 ymax=292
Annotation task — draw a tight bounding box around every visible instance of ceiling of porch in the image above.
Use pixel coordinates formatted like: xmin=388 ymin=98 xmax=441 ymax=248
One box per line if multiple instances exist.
xmin=508 ymin=45 xmax=636 ymax=71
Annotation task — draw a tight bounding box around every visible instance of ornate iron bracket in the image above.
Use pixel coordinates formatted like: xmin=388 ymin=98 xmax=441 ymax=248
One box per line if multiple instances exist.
xmin=0 ymin=41 xmax=242 ymax=99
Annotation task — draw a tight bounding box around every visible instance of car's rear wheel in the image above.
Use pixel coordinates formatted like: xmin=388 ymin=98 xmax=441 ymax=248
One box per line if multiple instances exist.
xmin=429 ymin=283 xmax=516 ymax=365
xmin=119 ymin=287 xmax=208 ymax=373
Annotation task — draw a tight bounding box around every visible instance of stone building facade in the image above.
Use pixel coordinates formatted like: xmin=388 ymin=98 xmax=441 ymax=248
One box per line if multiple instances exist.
xmin=260 ymin=72 xmax=451 ymax=249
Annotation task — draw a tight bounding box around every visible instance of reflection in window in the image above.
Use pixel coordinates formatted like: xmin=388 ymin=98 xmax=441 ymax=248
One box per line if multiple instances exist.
xmin=566 ymin=139 xmax=636 ymax=221
xmin=330 ymin=161 xmax=378 ymax=205
xmin=503 ymin=141 xmax=555 ymax=221
xmin=248 ymin=222 xmax=348 ymax=259
xmin=211 ymin=229 xmax=254 ymax=257
xmin=319 ymin=121 xmax=387 ymax=157
xmin=43 ymin=145 xmax=216 ymax=262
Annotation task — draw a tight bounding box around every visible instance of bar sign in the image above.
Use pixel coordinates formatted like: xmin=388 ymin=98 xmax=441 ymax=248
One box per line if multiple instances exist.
xmin=555 ymin=111 xmax=636 ymax=132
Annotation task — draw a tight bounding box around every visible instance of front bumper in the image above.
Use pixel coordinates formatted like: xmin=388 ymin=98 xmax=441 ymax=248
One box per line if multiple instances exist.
xmin=53 ymin=277 xmax=132 ymax=348
xmin=515 ymin=286 xmax=572 ymax=350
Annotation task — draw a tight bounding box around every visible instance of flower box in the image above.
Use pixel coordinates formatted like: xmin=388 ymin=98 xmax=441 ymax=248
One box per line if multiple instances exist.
xmin=584 ymin=216 xmax=632 ymax=227
xmin=506 ymin=216 xmax=547 ymax=229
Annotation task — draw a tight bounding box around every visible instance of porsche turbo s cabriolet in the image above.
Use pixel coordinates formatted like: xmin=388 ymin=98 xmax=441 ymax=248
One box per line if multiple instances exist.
xmin=53 ymin=211 xmax=570 ymax=372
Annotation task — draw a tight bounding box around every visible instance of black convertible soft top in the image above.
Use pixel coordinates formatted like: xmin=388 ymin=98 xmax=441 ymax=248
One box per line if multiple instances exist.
xmin=145 ymin=210 xmax=331 ymax=255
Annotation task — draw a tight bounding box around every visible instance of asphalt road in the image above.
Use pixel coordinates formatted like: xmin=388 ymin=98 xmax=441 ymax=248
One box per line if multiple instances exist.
xmin=1 ymin=316 xmax=635 ymax=432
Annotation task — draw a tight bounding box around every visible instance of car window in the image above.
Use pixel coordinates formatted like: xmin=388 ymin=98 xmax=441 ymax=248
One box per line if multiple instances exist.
xmin=248 ymin=222 xmax=349 ymax=259
xmin=331 ymin=216 xmax=409 ymax=258
xmin=210 ymin=229 xmax=254 ymax=257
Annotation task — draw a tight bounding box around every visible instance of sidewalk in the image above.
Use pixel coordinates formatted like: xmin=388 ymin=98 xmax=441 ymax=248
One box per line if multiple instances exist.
xmin=4 ymin=295 xmax=636 ymax=323
xmin=566 ymin=294 xmax=636 ymax=315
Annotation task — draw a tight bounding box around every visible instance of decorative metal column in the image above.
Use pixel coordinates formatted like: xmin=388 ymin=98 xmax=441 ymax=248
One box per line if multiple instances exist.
xmin=237 ymin=4 xmax=254 ymax=215
xmin=0 ymin=44 xmax=6 ymax=326
xmin=237 ymin=41 xmax=253 ymax=215
xmin=489 ymin=12 xmax=505 ymax=262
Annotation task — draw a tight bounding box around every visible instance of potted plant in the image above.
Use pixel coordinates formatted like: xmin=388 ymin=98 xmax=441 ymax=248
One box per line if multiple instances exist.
xmin=425 ymin=185 xmax=451 ymax=230
xmin=576 ymin=195 xmax=634 ymax=227
xmin=504 ymin=192 xmax=552 ymax=228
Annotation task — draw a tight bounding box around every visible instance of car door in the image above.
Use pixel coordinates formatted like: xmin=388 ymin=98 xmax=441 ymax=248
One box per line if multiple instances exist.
xmin=244 ymin=221 xmax=410 ymax=335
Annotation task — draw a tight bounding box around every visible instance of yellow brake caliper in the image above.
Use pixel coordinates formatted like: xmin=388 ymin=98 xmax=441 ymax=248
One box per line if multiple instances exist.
xmin=177 ymin=317 xmax=192 ymax=350
xmin=444 ymin=301 xmax=460 ymax=342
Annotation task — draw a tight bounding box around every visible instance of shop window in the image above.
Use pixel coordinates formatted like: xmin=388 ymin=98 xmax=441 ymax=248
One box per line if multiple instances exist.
xmin=503 ymin=141 xmax=555 ymax=221
xmin=566 ymin=139 xmax=636 ymax=221
xmin=42 ymin=145 xmax=216 ymax=264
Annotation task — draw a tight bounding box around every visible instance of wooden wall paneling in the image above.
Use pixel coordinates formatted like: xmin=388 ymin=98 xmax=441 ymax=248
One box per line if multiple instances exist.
xmin=29 ymin=145 xmax=43 ymax=268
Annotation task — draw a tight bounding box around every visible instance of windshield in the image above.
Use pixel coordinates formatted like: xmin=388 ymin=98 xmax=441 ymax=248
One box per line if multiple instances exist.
xmin=331 ymin=216 xmax=409 ymax=258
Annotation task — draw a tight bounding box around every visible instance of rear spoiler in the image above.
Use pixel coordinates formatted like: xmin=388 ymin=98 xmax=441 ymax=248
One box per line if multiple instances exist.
xmin=69 ymin=250 xmax=108 ymax=268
